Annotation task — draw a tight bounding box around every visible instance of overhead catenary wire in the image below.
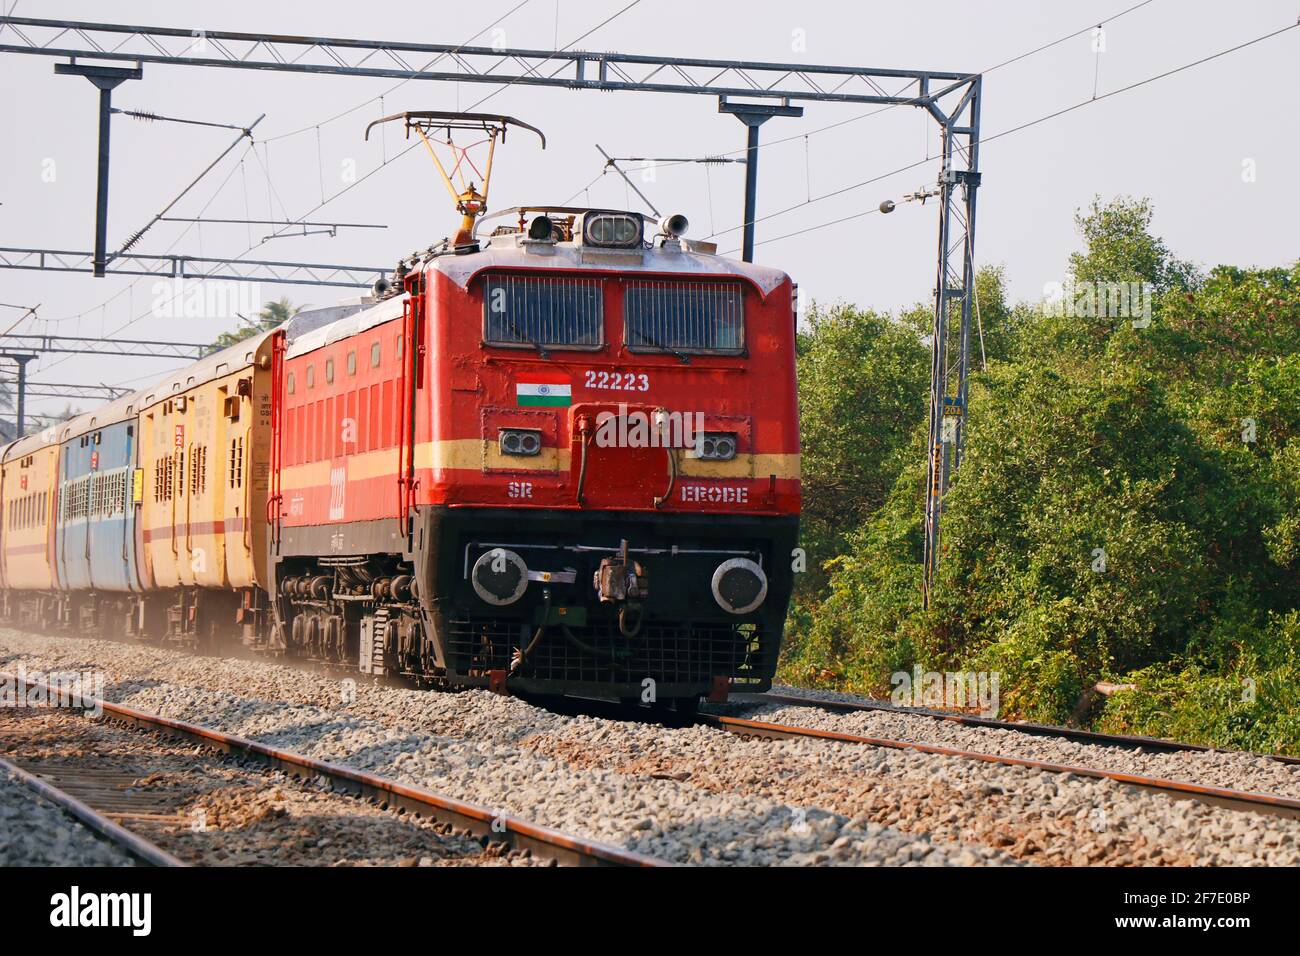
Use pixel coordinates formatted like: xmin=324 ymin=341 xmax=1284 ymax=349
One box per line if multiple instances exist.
xmin=565 ymin=0 xmax=1169 ymax=225
xmin=721 ymin=17 xmax=1300 ymax=253
xmin=462 ymin=0 xmax=643 ymax=114
xmin=260 ymin=0 xmax=537 ymax=144
xmin=564 ymin=1 xmax=1161 ymax=227
xmin=118 ymin=115 xmax=265 ymax=253
xmin=257 ymin=0 xmax=645 ymax=247
xmin=584 ymin=0 xmax=1163 ymax=187
xmin=30 ymin=133 xmax=260 ymax=336
xmin=36 ymin=139 xmax=258 ymax=373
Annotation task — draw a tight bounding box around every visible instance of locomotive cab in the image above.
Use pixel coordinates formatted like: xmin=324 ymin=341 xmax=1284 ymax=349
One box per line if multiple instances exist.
xmin=408 ymin=206 xmax=801 ymax=705
xmin=269 ymin=201 xmax=800 ymax=709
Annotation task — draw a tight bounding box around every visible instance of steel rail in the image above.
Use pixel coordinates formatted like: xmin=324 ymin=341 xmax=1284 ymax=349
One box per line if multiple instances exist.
xmin=4 ymin=673 xmax=666 ymax=867
xmin=0 ymin=752 xmax=184 ymax=866
xmin=700 ymin=713 xmax=1300 ymax=821
xmin=752 ymin=691 xmax=1300 ymax=765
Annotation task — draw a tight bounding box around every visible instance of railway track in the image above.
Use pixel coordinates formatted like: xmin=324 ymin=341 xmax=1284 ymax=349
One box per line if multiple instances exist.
xmin=7 ymin=629 xmax=1300 ymax=865
xmin=0 ymin=672 xmax=664 ymax=868
xmin=700 ymin=706 xmax=1300 ymax=822
xmin=0 ymin=750 xmax=182 ymax=866
xmin=508 ymin=691 xmax=1300 ymax=820
xmin=750 ymin=690 xmax=1300 ymax=765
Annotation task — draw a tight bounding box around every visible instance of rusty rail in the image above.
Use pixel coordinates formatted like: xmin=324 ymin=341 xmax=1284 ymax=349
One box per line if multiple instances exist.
xmin=701 ymin=713 xmax=1300 ymax=821
xmin=2 ymin=672 xmax=666 ymax=868
xmin=0 ymin=753 xmax=184 ymax=867
xmin=754 ymin=690 xmax=1300 ymax=765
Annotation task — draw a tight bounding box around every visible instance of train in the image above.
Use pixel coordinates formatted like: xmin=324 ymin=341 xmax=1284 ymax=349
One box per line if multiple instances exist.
xmin=0 ymin=198 xmax=800 ymax=712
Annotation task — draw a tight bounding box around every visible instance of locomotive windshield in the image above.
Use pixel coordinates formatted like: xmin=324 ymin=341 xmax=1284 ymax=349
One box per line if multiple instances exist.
xmin=624 ymin=279 xmax=744 ymax=354
xmin=483 ymin=274 xmax=603 ymax=348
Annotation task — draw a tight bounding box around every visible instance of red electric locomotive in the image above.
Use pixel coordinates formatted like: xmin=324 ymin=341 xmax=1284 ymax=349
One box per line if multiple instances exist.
xmin=267 ymin=113 xmax=800 ymax=710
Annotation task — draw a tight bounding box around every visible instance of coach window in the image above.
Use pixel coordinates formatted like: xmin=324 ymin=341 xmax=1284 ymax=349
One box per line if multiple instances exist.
xmin=325 ymin=358 xmax=335 ymax=384
xmin=370 ymin=341 xmax=381 ymax=367
xmin=347 ymin=350 xmax=357 ymax=376
xmin=287 ymin=372 xmax=296 ymax=395
xmin=306 ymin=365 xmax=315 ymax=389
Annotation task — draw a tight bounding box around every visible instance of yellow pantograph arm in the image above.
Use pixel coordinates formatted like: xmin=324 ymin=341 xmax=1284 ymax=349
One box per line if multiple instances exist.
xmin=414 ymin=125 xmax=462 ymax=206
xmin=479 ymin=130 xmax=499 ymax=207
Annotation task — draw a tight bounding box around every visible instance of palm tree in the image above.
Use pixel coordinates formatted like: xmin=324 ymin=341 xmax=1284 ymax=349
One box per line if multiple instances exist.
xmin=209 ymin=297 xmax=303 ymax=352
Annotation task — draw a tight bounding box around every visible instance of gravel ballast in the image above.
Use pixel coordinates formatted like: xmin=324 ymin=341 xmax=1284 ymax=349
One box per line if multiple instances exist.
xmin=3 ymin=629 xmax=1299 ymax=866
xmin=0 ymin=763 xmax=138 ymax=866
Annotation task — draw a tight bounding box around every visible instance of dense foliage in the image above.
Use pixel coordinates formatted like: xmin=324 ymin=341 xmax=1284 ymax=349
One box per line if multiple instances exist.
xmin=782 ymin=196 xmax=1300 ymax=754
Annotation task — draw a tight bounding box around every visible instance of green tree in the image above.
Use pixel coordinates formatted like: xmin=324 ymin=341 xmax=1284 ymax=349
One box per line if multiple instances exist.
xmin=1068 ymin=195 xmax=1198 ymax=295
xmin=782 ymin=196 xmax=1300 ymax=752
xmin=796 ymin=300 xmax=927 ymax=585
xmin=209 ymin=296 xmax=301 ymax=352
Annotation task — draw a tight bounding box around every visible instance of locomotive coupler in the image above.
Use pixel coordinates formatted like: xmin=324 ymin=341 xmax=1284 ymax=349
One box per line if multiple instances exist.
xmin=593 ymin=539 xmax=649 ymax=638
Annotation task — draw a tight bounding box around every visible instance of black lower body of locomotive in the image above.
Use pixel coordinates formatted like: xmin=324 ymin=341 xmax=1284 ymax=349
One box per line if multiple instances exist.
xmin=273 ymin=506 xmax=797 ymax=704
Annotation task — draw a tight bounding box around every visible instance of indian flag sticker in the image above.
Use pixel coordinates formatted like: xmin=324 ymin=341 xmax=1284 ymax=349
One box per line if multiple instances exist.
xmin=516 ymin=374 xmax=572 ymax=407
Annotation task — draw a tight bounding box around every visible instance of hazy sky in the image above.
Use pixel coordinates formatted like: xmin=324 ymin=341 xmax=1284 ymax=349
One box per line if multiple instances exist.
xmin=1 ymin=1 xmax=1297 ymax=419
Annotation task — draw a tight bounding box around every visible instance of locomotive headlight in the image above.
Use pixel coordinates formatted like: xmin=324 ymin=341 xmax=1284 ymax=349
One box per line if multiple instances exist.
xmin=499 ymin=428 xmax=542 ymax=456
xmin=695 ymin=431 xmax=737 ymax=461
xmin=471 ymin=549 xmax=529 ymax=606
xmin=711 ymin=558 xmax=768 ymax=615
xmin=580 ymin=211 xmax=643 ymax=248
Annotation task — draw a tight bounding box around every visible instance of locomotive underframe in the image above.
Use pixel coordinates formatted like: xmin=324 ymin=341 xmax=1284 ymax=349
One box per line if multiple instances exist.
xmin=1 ymin=584 xmax=262 ymax=651
xmin=270 ymin=506 xmax=798 ymax=701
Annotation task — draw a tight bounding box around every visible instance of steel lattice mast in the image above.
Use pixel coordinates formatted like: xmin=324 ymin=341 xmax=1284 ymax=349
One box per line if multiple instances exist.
xmin=922 ymin=79 xmax=981 ymax=606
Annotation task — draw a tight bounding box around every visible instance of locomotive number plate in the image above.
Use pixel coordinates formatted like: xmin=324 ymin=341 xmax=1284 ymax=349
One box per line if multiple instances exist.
xmin=583 ymin=370 xmax=649 ymax=391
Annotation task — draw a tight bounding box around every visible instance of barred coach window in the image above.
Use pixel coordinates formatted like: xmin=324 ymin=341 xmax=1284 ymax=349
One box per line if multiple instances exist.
xmin=624 ymin=280 xmax=744 ymax=354
xmin=483 ymin=274 xmax=603 ymax=349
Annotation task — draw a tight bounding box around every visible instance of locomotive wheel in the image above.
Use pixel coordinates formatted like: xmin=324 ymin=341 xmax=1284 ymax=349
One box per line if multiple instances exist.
xmin=303 ymin=615 xmax=320 ymax=657
xmin=324 ymin=616 xmax=343 ymax=661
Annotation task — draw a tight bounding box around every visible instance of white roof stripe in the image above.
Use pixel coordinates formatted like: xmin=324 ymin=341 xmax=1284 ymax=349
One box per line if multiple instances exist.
xmin=285 ymin=294 xmax=409 ymax=360
xmin=431 ymin=240 xmax=788 ymax=297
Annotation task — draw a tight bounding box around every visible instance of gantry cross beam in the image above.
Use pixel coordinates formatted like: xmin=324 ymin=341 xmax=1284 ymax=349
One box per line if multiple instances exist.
xmin=0 ymin=16 xmax=972 ymax=105
xmin=0 ymin=334 xmax=209 ymax=361
xmin=0 ymin=247 xmax=385 ymax=288
xmin=0 ymin=380 xmax=130 ymax=402
xmin=0 ymin=334 xmax=208 ymax=435
xmin=0 ymin=14 xmax=982 ymax=601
